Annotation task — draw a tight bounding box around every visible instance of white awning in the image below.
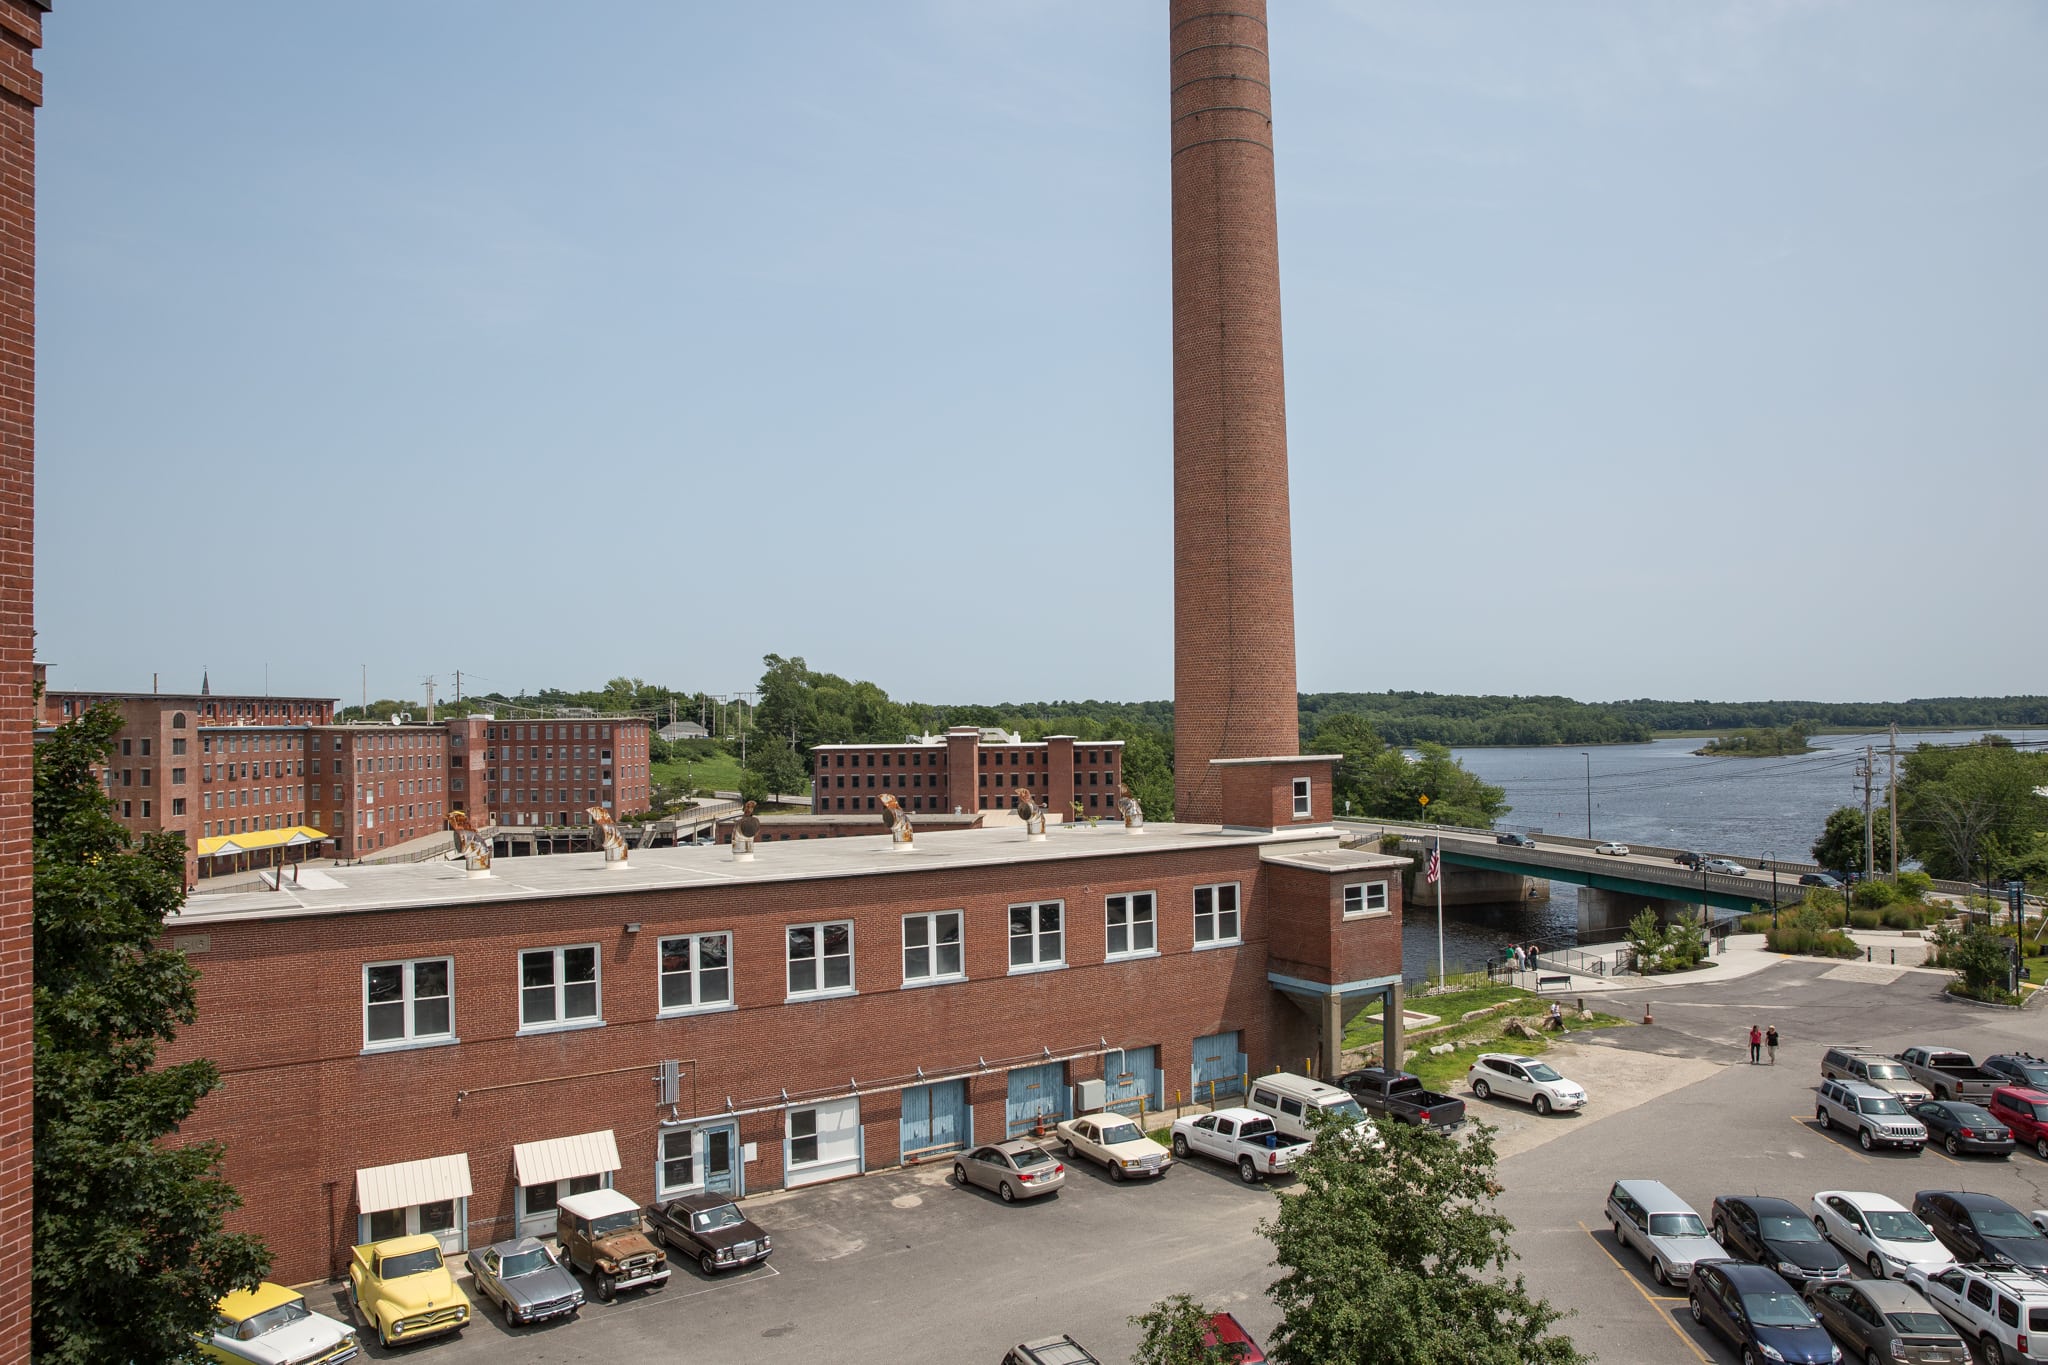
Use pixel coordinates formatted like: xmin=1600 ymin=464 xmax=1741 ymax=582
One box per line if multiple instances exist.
xmin=355 ymin=1153 xmax=473 ymax=1215
xmin=512 ymin=1129 xmax=621 ymax=1188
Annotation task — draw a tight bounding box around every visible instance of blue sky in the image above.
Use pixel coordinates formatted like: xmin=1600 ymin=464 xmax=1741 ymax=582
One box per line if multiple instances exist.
xmin=35 ymin=2 xmax=2048 ymax=708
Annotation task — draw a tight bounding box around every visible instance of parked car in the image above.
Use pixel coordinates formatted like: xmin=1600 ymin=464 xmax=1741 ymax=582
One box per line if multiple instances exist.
xmin=1911 ymin=1191 xmax=2048 ymax=1275
xmin=1809 ymin=1191 xmax=1955 ymax=1281
xmin=1593 ymin=841 xmax=1630 ymax=856
xmin=1709 ymin=1195 xmax=1853 ymax=1286
xmin=1203 ymin=1312 xmax=1267 ymax=1363
xmin=954 ymin=1140 xmax=1066 ymax=1203
xmin=644 ymin=1193 xmax=773 ymax=1275
xmin=1909 ymin=1100 xmax=2014 ymax=1157
xmin=1702 ymin=857 xmax=1749 ymax=875
xmin=1905 ymin=1264 xmax=2048 ymax=1365
xmin=201 ymin=1282 xmax=360 ymax=1365
xmin=1468 ymin=1053 xmax=1588 ymax=1115
xmin=1687 ymin=1260 xmax=1840 ymax=1365
xmin=346 ymin=1234 xmax=470 ymax=1349
xmin=1248 ymin=1072 xmax=1382 ymax=1147
xmin=1002 ymin=1336 xmax=1104 ymax=1365
xmin=1816 ymin=1077 xmax=1929 ymax=1152
xmin=1896 ymin=1047 xmax=2003 ymax=1105
xmin=1799 ymin=872 xmax=1844 ymax=890
xmin=1171 ymin=1108 xmax=1307 ymax=1184
xmin=1674 ymin=851 xmax=1706 ymax=869
xmin=1821 ymin=1045 xmax=1933 ymax=1106
xmin=463 ymin=1238 xmax=582 ymax=1326
xmin=556 ymin=1188 xmax=671 ymax=1300
xmin=1605 ymin=1179 xmax=1723 ymax=1287
xmin=1337 ymin=1067 xmax=1467 ymax=1132
xmin=1981 ymin=1053 xmax=2048 ymax=1092
xmin=1803 ymin=1277 xmax=1965 ymax=1365
xmin=1055 ymin=1112 xmax=1174 ymax=1181
xmin=1496 ymin=832 xmax=1537 ymax=847
xmin=1986 ymin=1086 xmax=2048 ymax=1160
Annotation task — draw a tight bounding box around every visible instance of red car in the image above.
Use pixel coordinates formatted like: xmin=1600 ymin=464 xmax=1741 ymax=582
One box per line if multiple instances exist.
xmin=1988 ymin=1086 xmax=2048 ymax=1160
xmin=1204 ymin=1312 xmax=1268 ymax=1363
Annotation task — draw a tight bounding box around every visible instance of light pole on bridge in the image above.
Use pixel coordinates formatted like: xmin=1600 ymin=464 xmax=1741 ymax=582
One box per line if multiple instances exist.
xmin=1580 ymin=752 xmax=1592 ymax=839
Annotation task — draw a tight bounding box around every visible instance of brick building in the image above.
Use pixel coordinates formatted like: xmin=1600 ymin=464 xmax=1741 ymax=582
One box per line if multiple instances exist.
xmin=162 ymin=756 xmax=1406 ymax=1284
xmin=810 ymin=726 xmax=1125 ymax=819
xmin=446 ymin=713 xmax=652 ymax=827
xmin=306 ymin=724 xmax=452 ymax=859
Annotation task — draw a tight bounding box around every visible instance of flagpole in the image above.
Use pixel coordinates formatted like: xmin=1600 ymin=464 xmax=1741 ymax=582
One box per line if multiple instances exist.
xmin=1435 ymin=836 xmax=1445 ymax=985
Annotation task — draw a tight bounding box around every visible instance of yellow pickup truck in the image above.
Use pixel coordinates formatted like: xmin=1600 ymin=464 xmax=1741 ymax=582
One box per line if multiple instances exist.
xmin=346 ymin=1234 xmax=470 ymax=1348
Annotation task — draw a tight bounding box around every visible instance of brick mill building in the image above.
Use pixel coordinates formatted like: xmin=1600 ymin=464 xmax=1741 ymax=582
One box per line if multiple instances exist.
xmin=164 ymin=757 xmax=1407 ymax=1283
xmin=809 ymin=727 xmax=1125 ymax=818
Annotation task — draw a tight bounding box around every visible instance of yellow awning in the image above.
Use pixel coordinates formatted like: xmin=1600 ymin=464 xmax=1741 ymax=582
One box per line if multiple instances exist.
xmin=196 ymin=825 xmax=329 ymax=858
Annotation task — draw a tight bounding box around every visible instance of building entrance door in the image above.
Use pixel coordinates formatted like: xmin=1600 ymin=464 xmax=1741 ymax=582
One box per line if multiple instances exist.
xmin=703 ymin=1124 xmax=739 ymax=1196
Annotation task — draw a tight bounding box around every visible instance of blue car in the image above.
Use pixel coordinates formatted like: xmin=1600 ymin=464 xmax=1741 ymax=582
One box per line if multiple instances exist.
xmin=1688 ymin=1260 xmax=1842 ymax=1364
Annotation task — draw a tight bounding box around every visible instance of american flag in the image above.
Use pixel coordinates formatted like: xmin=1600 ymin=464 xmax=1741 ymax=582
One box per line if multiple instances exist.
xmin=1425 ymin=841 xmax=1441 ymax=884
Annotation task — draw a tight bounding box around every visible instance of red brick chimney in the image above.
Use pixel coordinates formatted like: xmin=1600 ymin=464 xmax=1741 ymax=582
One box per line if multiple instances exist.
xmin=1169 ymin=0 xmax=1298 ymax=824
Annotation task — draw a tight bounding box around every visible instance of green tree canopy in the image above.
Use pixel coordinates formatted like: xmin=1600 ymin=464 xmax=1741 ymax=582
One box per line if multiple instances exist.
xmin=1897 ymin=737 xmax=2048 ymax=880
xmin=34 ymin=707 xmax=269 ymax=1364
xmin=1130 ymin=1293 xmax=1247 ymax=1364
xmin=1810 ymin=805 xmax=1897 ymax=875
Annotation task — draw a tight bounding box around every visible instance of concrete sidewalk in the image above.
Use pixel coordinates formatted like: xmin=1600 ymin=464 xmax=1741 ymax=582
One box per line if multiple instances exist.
xmin=1499 ymin=928 xmax=1944 ymax=997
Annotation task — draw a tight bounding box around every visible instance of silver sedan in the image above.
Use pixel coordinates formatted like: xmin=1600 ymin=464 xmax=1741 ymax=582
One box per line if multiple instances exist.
xmin=953 ymin=1141 xmax=1066 ymax=1203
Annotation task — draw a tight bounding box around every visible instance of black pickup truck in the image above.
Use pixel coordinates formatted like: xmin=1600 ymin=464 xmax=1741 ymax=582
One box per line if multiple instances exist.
xmin=1338 ymin=1068 xmax=1467 ymax=1133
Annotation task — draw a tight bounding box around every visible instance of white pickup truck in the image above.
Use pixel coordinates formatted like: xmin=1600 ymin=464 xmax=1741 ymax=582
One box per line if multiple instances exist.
xmin=1170 ymin=1107 xmax=1307 ymax=1184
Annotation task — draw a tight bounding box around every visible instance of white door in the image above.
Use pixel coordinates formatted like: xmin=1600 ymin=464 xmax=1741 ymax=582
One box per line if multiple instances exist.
xmin=785 ymin=1097 xmax=861 ymax=1188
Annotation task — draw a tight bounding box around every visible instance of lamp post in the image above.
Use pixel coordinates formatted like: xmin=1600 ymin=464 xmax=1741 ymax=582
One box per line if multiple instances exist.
xmin=1768 ymin=849 xmax=1778 ymax=930
xmin=1580 ymin=752 xmax=1592 ymax=839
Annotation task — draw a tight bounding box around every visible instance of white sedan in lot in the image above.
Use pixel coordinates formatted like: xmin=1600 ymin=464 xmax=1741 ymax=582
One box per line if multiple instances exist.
xmin=1054 ymin=1112 xmax=1173 ymax=1181
xmin=1467 ymin=1054 xmax=1588 ymax=1115
xmin=1810 ymin=1190 xmax=1955 ymax=1281
xmin=1592 ymin=841 xmax=1630 ymax=856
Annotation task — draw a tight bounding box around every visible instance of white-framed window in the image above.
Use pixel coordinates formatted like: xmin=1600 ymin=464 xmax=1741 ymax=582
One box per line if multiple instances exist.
xmin=787 ymin=921 xmax=854 ymax=998
xmin=902 ymin=910 xmax=964 ymax=986
xmin=659 ymin=1129 xmax=695 ymax=1194
xmin=1343 ymin=881 xmax=1390 ymax=918
xmin=363 ymin=958 xmax=454 ymax=1048
xmin=1105 ymin=892 xmax=1156 ymax=958
xmin=1292 ymin=777 xmax=1312 ymax=818
xmin=1008 ymin=900 xmax=1064 ymax=972
xmin=1193 ymin=883 xmax=1241 ymax=947
xmin=658 ymin=932 xmax=732 ymax=1013
xmin=519 ymin=945 xmax=600 ymax=1030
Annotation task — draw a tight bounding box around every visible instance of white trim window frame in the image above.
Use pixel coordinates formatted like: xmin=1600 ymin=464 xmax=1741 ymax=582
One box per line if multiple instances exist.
xmin=1008 ymin=900 xmax=1065 ymax=973
xmin=518 ymin=944 xmax=601 ymax=1032
xmin=1291 ymin=777 xmax=1312 ymax=818
xmin=1105 ymin=892 xmax=1157 ymax=959
xmin=657 ymin=1128 xmax=698 ymax=1197
xmin=362 ymin=957 xmax=455 ymax=1050
xmin=1342 ymin=880 xmax=1390 ymax=918
xmin=787 ymin=921 xmax=855 ymax=1000
xmin=1193 ymin=882 xmax=1241 ymax=948
xmin=658 ymin=931 xmax=733 ymax=1015
xmin=902 ymin=910 xmax=964 ymax=987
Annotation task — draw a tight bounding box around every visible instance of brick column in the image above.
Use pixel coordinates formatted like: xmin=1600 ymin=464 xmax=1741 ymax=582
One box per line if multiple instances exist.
xmin=0 ymin=2 xmax=43 ymax=1354
xmin=1169 ymin=0 xmax=1298 ymax=824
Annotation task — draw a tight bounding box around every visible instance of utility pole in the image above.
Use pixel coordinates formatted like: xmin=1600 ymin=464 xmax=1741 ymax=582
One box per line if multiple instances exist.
xmin=361 ymin=664 xmax=367 ymax=716
xmin=1580 ymin=752 xmax=1592 ymax=839
xmin=1862 ymin=744 xmax=1876 ymax=879
xmin=453 ymin=670 xmax=462 ymax=706
xmin=1887 ymin=722 xmax=1900 ymax=879
xmin=422 ymin=675 xmax=436 ymax=724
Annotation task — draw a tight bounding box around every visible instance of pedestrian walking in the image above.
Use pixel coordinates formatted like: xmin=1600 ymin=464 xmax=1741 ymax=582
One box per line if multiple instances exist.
xmin=1748 ymin=1024 xmax=1762 ymax=1064
xmin=1766 ymin=1025 xmax=1779 ymax=1065
xmin=1548 ymin=1001 xmax=1564 ymax=1032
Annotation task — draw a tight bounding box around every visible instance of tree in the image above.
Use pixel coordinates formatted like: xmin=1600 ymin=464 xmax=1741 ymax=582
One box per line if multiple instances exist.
xmin=745 ymin=734 xmax=809 ymax=805
xmin=1130 ymin=1293 xmax=1245 ymax=1364
xmin=1623 ymin=908 xmax=1666 ymax=973
xmin=1809 ymin=805 xmax=1894 ymax=875
xmin=34 ymin=707 xmax=270 ymax=1364
xmin=1898 ymin=739 xmax=2048 ymax=879
xmin=1947 ymin=928 xmax=2016 ymax=1000
xmin=1261 ymin=1114 xmax=1587 ymax=1365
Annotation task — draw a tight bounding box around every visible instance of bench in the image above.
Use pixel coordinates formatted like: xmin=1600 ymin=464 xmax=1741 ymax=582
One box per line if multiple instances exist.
xmin=1536 ymin=974 xmax=1571 ymax=992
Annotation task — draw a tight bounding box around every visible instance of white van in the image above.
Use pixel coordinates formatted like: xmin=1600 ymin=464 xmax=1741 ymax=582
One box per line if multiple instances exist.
xmin=1248 ymin=1072 xmax=1378 ymax=1145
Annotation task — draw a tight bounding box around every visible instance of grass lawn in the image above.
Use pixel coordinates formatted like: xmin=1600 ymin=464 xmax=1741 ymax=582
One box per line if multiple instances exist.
xmin=1339 ymin=975 xmax=1628 ymax=1091
xmin=652 ymin=752 xmax=754 ymax=796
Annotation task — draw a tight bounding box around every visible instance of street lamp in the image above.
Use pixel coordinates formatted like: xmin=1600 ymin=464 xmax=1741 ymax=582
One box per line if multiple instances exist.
xmin=1580 ymin=752 xmax=1592 ymax=839
xmin=1767 ymin=849 xmax=1778 ymax=930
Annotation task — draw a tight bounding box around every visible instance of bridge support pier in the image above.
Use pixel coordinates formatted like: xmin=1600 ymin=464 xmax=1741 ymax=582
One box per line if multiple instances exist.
xmin=1403 ymin=863 xmax=1546 ymax=907
xmin=1578 ymin=886 xmax=1700 ymax=938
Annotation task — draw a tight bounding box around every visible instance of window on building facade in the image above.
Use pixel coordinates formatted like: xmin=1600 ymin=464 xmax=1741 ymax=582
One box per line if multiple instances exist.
xmin=658 ymin=932 xmax=731 ymax=1012
xmin=1292 ymin=777 xmax=1312 ymax=818
xmin=902 ymin=910 xmax=963 ymax=985
xmin=139 ymin=800 xmax=151 ymax=818
xmin=1105 ymin=892 xmax=1156 ymax=957
xmin=1194 ymin=883 xmax=1241 ymax=946
xmin=1343 ymin=881 xmax=1389 ymax=918
xmin=659 ymin=1129 xmax=694 ymax=1193
xmin=787 ymin=922 xmax=853 ymax=998
xmin=363 ymin=958 xmax=453 ymax=1048
xmin=520 ymin=946 xmax=600 ymax=1029
xmin=171 ymin=798 xmax=185 ymax=816
xmin=1008 ymin=901 xmax=1064 ymax=972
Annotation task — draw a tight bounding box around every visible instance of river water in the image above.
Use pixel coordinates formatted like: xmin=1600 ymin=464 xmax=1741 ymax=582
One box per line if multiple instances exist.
xmin=1391 ymin=727 xmax=2048 ymax=978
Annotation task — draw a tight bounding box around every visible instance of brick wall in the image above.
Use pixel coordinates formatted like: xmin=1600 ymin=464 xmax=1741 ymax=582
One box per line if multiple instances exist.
xmin=0 ymin=2 xmax=41 ymax=1352
xmin=1169 ymin=0 xmax=1300 ymax=821
xmin=810 ymin=734 xmax=1124 ymax=820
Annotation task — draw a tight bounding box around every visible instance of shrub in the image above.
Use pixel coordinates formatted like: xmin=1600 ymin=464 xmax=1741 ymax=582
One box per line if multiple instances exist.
xmin=1379 ymin=833 xmax=1404 ymax=853
xmin=1947 ymin=979 xmax=2022 ymax=1007
xmin=1894 ymin=871 xmax=1933 ymax=902
xmin=1948 ymin=928 xmax=2017 ymax=998
xmin=1880 ymin=905 xmax=1929 ymax=930
xmin=1737 ymin=913 xmax=1773 ymax=934
xmin=1766 ymin=925 xmax=1860 ymax=958
xmin=1852 ymin=879 xmax=1901 ymax=909
xmin=1802 ymin=887 xmax=1846 ymax=916
xmin=1664 ymin=917 xmax=1708 ymax=969
xmin=1848 ymin=909 xmax=1883 ymax=930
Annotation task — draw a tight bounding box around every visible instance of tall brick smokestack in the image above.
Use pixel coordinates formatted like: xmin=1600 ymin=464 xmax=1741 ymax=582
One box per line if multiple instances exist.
xmin=1169 ymin=0 xmax=1298 ymax=824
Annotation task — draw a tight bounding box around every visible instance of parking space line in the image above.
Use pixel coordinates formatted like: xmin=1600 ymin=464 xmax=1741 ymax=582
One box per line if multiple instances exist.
xmin=1577 ymin=1221 xmax=1713 ymax=1364
xmin=1790 ymin=1115 xmax=1868 ymax=1163
xmin=1924 ymin=1142 xmax=1960 ymax=1166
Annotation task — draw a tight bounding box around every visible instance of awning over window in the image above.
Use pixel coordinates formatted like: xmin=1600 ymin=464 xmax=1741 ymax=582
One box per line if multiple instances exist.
xmin=512 ymin=1129 xmax=621 ymax=1187
xmin=196 ymin=825 xmax=329 ymax=858
xmin=355 ymin=1152 xmax=473 ymax=1215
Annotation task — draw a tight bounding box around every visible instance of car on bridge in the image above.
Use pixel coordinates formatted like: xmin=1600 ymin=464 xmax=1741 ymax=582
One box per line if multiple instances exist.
xmin=1799 ymin=872 xmax=1843 ymax=890
xmin=1674 ymin=851 xmax=1705 ymax=869
xmin=1702 ymin=857 xmax=1749 ymax=875
xmin=1592 ymin=841 xmax=1629 ymax=856
xmin=1495 ymin=832 xmax=1537 ymax=848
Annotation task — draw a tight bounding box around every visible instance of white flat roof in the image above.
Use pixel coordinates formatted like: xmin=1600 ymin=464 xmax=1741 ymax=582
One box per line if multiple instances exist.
xmin=172 ymin=821 xmax=1335 ymax=926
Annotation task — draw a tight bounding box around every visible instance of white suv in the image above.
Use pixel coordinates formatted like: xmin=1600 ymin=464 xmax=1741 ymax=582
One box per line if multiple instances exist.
xmin=1817 ymin=1077 xmax=1927 ymax=1152
xmin=1906 ymin=1263 xmax=2048 ymax=1363
xmin=1468 ymin=1054 xmax=1588 ymax=1115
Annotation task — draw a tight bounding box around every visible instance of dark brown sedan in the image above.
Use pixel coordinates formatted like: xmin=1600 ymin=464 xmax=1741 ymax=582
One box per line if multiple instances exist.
xmin=644 ymin=1194 xmax=772 ymax=1277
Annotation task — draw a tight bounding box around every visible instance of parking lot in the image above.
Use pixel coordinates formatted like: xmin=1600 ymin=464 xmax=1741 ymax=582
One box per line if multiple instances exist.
xmin=317 ymin=956 xmax=2047 ymax=1363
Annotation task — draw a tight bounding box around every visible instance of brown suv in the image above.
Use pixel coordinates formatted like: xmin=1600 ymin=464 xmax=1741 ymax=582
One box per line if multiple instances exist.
xmin=555 ymin=1188 xmax=670 ymax=1301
